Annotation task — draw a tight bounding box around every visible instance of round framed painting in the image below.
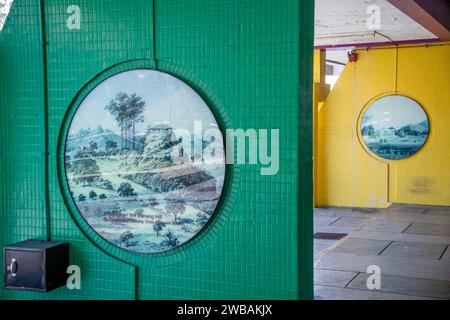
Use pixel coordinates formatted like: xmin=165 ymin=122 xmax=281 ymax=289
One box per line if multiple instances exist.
xmin=360 ymin=95 xmax=429 ymax=160
xmin=64 ymin=69 xmax=226 ymax=253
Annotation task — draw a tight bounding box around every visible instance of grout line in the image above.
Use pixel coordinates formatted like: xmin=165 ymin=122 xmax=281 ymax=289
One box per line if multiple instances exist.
xmin=401 ymin=222 xmax=413 ymax=233
xmin=438 ymin=245 xmax=449 ymax=261
xmin=39 ymin=0 xmax=51 ymax=241
xmin=377 ymin=240 xmax=394 ymax=256
xmin=329 ymin=216 xmax=342 ymax=225
xmin=344 ymin=272 xmax=360 ymax=288
xmin=134 ymin=265 xmax=139 ymax=301
xmin=152 ymin=0 xmax=158 ymax=69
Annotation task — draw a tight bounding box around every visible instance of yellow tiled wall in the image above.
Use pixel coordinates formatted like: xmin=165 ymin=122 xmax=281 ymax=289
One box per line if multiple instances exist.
xmin=316 ymin=43 xmax=450 ymax=208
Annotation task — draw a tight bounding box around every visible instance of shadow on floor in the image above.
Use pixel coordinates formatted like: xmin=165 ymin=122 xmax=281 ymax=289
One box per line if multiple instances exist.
xmin=314 ymin=204 xmax=450 ymax=300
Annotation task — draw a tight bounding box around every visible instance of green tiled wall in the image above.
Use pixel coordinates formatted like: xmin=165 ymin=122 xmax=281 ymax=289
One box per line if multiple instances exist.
xmin=0 ymin=0 xmax=313 ymax=300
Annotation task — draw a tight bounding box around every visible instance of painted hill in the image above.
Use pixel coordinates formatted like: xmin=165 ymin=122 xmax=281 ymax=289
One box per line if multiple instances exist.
xmin=396 ymin=120 xmax=429 ymax=137
xmin=66 ymin=127 xmax=134 ymax=156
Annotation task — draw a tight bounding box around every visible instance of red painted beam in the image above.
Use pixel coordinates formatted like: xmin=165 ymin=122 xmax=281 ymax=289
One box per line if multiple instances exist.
xmin=388 ymin=0 xmax=450 ymax=41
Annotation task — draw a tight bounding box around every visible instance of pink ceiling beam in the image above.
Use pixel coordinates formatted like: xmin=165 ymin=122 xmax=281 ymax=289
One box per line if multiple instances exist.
xmin=314 ymin=38 xmax=440 ymax=50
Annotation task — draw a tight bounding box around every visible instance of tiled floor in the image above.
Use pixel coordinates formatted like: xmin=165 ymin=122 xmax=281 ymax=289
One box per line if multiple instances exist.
xmin=314 ymin=204 xmax=450 ymax=300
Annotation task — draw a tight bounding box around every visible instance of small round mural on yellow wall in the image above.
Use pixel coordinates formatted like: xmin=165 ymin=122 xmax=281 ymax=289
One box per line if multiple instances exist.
xmin=360 ymin=95 xmax=429 ymax=160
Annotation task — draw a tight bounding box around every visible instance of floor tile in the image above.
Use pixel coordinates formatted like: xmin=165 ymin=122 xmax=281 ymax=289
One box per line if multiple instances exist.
xmin=314 ymin=269 xmax=357 ymax=287
xmin=380 ymin=241 xmax=447 ymax=260
xmin=330 ymin=216 xmax=370 ymax=228
xmin=313 ymin=225 xmax=356 ymax=235
xmin=425 ymin=208 xmax=450 ymax=216
xmin=314 ymin=209 xmax=346 ymax=218
xmin=315 ymin=207 xmax=354 ymax=214
xmin=405 ymin=223 xmax=450 ymax=237
xmin=385 ymin=205 xmax=428 ymax=215
xmin=347 ymin=273 xmax=450 ymax=300
xmin=315 ymin=251 xmax=450 ymax=281
xmin=314 ymin=285 xmax=436 ymax=300
xmin=334 ymin=238 xmax=391 ymax=255
xmin=313 ymin=205 xmax=450 ymax=300
xmin=361 ymin=219 xmax=411 ymax=233
xmin=314 ymin=239 xmax=337 ymax=257
xmin=315 ymin=207 xmax=373 ymax=218
xmin=314 ymin=215 xmax=341 ymax=226
xmin=352 ymin=208 xmax=380 ymax=214
xmin=386 ymin=212 xmax=450 ymax=225
xmin=349 ymin=230 xmax=450 ymax=245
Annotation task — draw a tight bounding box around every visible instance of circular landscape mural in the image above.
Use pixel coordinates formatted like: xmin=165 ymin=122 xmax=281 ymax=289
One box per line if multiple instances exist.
xmin=65 ymin=69 xmax=225 ymax=253
xmin=361 ymin=95 xmax=429 ymax=160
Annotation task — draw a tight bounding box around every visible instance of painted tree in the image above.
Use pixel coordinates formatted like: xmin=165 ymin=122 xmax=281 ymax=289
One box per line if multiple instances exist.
xmin=89 ymin=190 xmax=97 ymax=200
xmin=89 ymin=141 xmax=98 ymax=153
xmin=105 ymin=92 xmax=146 ymax=150
xmin=117 ymin=182 xmax=137 ymax=197
xmin=105 ymin=140 xmax=118 ymax=153
xmin=196 ymin=212 xmax=209 ymax=227
xmin=72 ymin=150 xmax=101 ymax=185
xmin=120 ymin=231 xmax=134 ymax=245
xmin=161 ymin=230 xmax=180 ymax=248
xmin=165 ymin=198 xmax=186 ymax=224
xmin=153 ymin=220 xmax=165 ymax=236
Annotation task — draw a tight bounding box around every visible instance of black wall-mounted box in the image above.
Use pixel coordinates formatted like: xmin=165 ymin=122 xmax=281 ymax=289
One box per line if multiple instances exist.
xmin=4 ymin=240 xmax=69 ymax=292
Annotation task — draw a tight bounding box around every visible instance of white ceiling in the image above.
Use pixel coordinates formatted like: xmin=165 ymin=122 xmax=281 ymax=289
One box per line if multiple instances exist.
xmin=315 ymin=0 xmax=437 ymax=47
xmin=0 ymin=0 xmax=13 ymax=31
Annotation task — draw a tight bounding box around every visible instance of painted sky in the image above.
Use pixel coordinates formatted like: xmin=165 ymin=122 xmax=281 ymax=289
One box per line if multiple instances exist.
xmin=69 ymin=69 xmax=219 ymax=135
xmin=363 ymin=95 xmax=428 ymax=130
